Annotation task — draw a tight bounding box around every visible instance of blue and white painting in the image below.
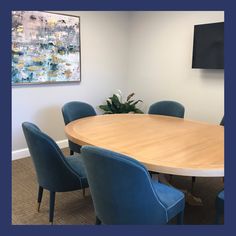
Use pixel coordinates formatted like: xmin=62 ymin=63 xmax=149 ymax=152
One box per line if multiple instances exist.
xmin=12 ymin=11 xmax=81 ymax=85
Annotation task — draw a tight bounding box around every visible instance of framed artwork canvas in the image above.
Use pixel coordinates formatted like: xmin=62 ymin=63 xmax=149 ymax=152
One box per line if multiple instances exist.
xmin=12 ymin=11 xmax=81 ymax=86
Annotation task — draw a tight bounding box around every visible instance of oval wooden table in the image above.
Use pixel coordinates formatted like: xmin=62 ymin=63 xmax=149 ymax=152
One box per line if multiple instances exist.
xmin=65 ymin=114 xmax=224 ymax=177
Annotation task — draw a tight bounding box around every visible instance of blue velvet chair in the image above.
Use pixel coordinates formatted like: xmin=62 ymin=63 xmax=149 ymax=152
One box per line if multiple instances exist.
xmin=220 ymin=116 xmax=224 ymax=126
xmin=81 ymin=145 xmax=185 ymax=225
xmin=215 ymin=190 xmax=224 ymax=224
xmin=62 ymin=101 xmax=96 ymax=155
xmin=22 ymin=122 xmax=89 ymax=224
xmin=148 ymin=100 xmax=185 ymax=118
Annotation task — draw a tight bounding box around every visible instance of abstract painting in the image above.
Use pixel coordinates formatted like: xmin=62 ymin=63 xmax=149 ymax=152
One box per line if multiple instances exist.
xmin=12 ymin=11 xmax=81 ymax=85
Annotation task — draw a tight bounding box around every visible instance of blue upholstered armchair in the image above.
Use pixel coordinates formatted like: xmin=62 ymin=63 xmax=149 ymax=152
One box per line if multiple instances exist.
xmin=81 ymin=146 xmax=185 ymax=225
xmin=148 ymin=100 xmax=185 ymax=118
xmin=22 ymin=122 xmax=89 ymax=224
xmin=62 ymin=101 xmax=96 ymax=155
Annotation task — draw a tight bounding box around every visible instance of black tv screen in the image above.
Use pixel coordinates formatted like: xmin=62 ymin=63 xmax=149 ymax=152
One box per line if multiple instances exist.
xmin=192 ymin=22 xmax=224 ymax=69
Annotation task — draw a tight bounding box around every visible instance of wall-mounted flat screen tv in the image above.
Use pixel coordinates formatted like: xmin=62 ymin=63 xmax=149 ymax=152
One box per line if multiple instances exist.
xmin=192 ymin=22 xmax=224 ymax=69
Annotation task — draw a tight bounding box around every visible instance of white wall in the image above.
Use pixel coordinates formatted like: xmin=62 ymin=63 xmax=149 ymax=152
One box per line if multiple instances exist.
xmin=12 ymin=11 xmax=130 ymax=152
xmin=12 ymin=11 xmax=224 ymax=158
xmin=127 ymin=11 xmax=224 ymax=123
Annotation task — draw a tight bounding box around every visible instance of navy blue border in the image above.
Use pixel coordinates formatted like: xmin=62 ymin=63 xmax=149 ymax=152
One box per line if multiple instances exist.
xmin=1 ymin=0 xmax=235 ymax=235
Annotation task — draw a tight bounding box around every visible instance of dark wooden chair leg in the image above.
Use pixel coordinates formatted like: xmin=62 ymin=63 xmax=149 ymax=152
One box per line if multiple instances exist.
xmin=149 ymin=171 xmax=159 ymax=178
xmin=191 ymin=177 xmax=196 ymax=193
xmin=95 ymin=216 xmax=102 ymax=225
xmin=177 ymin=211 xmax=184 ymax=225
xmin=70 ymin=149 xmax=74 ymax=155
xmin=37 ymin=186 xmax=44 ymax=212
xmin=49 ymin=191 xmax=56 ymax=224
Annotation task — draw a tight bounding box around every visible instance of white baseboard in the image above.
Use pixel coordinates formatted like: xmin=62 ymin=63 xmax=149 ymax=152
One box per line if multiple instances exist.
xmin=12 ymin=139 xmax=69 ymax=161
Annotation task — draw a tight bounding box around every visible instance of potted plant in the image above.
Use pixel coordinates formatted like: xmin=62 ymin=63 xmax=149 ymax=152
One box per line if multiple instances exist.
xmin=99 ymin=90 xmax=143 ymax=114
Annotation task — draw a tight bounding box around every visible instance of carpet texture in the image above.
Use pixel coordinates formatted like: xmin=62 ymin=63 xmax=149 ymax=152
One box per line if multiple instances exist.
xmin=12 ymin=148 xmax=224 ymax=225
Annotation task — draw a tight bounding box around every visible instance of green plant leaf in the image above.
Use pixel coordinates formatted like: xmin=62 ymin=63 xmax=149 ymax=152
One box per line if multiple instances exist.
xmin=107 ymin=102 xmax=117 ymax=113
xmin=99 ymin=105 xmax=111 ymax=112
xmin=134 ymin=108 xmax=144 ymax=114
xmin=112 ymin=94 xmax=121 ymax=105
xmin=130 ymin=99 xmax=143 ymax=106
xmin=104 ymin=111 xmax=113 ymax=114
xmin=127 ymin=92 xmax=135 ymax=101
xmin=123 ymin=103 xmax=131 ymax=113
xmin=112 ymin=94 xmax=123 ymax=112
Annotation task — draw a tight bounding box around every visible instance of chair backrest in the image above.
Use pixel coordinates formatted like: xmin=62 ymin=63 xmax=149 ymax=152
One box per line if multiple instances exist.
xmin=148 ymin=100 xmax=185 ymax=118
xmin=62 ymin=101 xmax=96 ymax=125
xmin=81 ymin=146 xmax=167 ymax=224
xmin=22 ymin=122 xmax=83 ymax=192
xmin=220 ymin=116 xmax=224 ymax=126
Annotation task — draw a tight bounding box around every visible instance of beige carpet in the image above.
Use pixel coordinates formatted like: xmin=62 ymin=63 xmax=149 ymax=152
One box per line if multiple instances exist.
xmin=12 ymin=148 xmax=224 ymax=225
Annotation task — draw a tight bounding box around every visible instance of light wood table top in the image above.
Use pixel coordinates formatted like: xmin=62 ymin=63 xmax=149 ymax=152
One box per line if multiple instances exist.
xmin=65 ymin=114 xmax=224 ymax=177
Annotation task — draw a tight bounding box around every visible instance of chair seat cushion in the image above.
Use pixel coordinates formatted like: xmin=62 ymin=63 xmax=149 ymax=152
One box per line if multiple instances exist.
xmin=152 ymin=180 xmax=185 ymax=221
xmin=65 ymin=155 xmax=88 ymax=187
